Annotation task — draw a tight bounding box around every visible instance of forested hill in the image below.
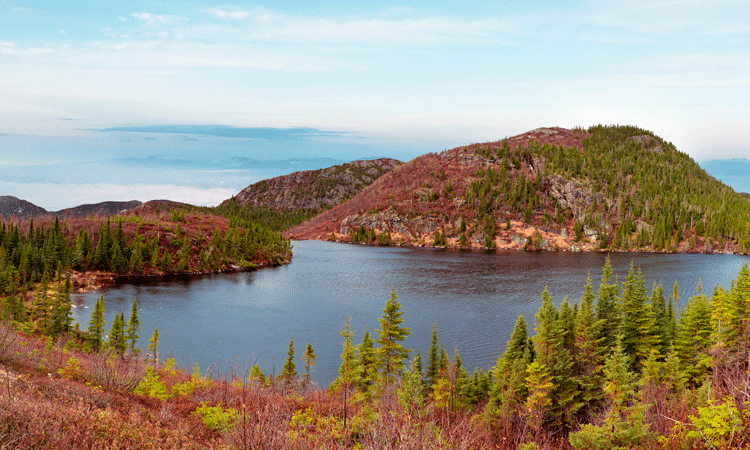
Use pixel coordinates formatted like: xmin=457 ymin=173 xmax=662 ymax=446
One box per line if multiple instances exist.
xmin=222 ymin=158 xmax=401 ymax=211
xmin=0 ymin=205 xmax=291 ymax=294
xmin=287 ymin=125 xmax=750 ymax=254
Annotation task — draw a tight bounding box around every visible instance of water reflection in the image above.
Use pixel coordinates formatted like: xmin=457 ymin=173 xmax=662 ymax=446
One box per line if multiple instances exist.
xmin=73 ymin=241 xmax=749 ymax=384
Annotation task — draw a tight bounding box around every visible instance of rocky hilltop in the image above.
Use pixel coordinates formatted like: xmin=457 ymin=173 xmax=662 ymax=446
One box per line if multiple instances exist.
xmin=55 ymin=200 xmax=143 ymax=218
xmin=286 ymin=125 xmax=750 ymax=254
xmin=0 ymin=196 xmax=48 ymax=218
xmin=0 ymin=197 xmax=143 ymax=219
xmin=223 ymin=158 xmax=401 ymax=210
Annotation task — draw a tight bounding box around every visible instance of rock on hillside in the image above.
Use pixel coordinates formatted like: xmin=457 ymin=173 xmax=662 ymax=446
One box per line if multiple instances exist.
xmin=0 ymin=196 xmax=48 ymax=219
xmin=286 ymin=126 xmax=750 ymax=254
xmin=224 ymin=158 xmax=401 ymax=210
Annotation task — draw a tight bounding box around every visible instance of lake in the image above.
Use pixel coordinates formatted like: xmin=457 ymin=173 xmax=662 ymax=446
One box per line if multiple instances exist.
xmin=72 ymin=241 xmax=750 ymax=384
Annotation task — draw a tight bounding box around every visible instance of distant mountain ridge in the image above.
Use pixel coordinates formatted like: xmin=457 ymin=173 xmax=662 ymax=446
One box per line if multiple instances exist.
xmin=223 ymin=158 xmax=401 ymax=211
xmin=0 ymin=197 xmax=143 ymax=219
xmin=0 ymin=196 xmax=48 ymax=219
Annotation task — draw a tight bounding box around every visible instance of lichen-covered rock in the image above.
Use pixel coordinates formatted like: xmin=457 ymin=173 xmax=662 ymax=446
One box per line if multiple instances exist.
xmin=227 ymin=158 xmax=401 ymax=210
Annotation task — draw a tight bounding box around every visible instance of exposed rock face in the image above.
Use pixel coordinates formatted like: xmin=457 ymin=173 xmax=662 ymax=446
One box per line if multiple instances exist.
xmin=0 ymin=196 xmax=48 ymax=219
xmin=226 ymin=158 xmax=401 ymax=210
xmin=543 ymin=175 xmax=606 ymax=221
xmin=339 ymin=208 xmax=442 ymax=240
xmin=627 ymin=135 xmax=663 ymax=154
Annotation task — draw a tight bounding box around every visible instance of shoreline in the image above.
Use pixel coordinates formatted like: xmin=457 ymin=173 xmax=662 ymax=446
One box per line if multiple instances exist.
xmin=68 ymin=259 xmax=288 ymax=294
xmin=291 ymin=236 xmax=748 ymax=256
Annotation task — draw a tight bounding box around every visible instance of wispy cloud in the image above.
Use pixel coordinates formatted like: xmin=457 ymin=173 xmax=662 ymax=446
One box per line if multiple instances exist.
xmin=0 ymin=41 xmax=53 ymax=55
xmin=131 ymin=12 xmax=187 ymax=28
xmin=205 ymin=8 xmax=250 ymax=20
xmin=100 ymin=125 xmax=346 ymax=140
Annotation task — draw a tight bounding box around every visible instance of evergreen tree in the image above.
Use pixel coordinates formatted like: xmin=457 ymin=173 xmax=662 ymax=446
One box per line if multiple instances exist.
xmin=87 ymin=296 xmax=106 ymax=351
xmin=524 ymin=360 xmax=554 ymax=436
xmin=281 ymin=335 xmax=297 ymax=380
xmin=160 ymin=252 xmax=172 ymax=273
xmin=148 ymin=328 xmax=159 ymax=363
xmin=49 ymin=277 xmax=73 ymax=336
xmin=108 ymin=311 xmax=127 ymax=355
xmin=533 ymin=286 xmax=578 ymax=427
xmin=398 ymin=355 xmax=426 ymax=415
xmin=302 ymin=341 xmax=316 ymax=386
xmin=488 ymin=314 xmax=532 ymax=420
xmin=110 ymin=242 xmax=127 ymax=273
xmin=375 ymin=288 xmax=411 ymax=386
xmin=357 ymin=326 xmax=376 ymax=395
xmin=573 ymin=275 xmax=604 ymax=419
xmin=335 ymin=315 xmax=359 ymax=392
xmin=425 ymin=323 xmax=440 ymax=389
xmin=667 ymin=281 xmax=679 ymax=343
xmin=595 ymin=256 xmax=620 ymax=355
xmin=650 ymin=282 xmax=670 ymax=355
xmin=619 ymin=263 xmax=657 ymax=369
xmin=335 ymin=315 xmax=359 ymax=432
xmin=569 ymin=335 xmax=649 ymax=450
xmin=675 ymin=281 xmax=713 ymax=383
xmin=129 ymin=239 xmax=143 ymax=273
xmin=126 ymin=298 xmax=141 ymax=352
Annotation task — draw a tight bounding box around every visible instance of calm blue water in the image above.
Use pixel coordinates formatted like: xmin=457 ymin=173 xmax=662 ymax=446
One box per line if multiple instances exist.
xmin=72 ymin=241 xmax=750 ymax=385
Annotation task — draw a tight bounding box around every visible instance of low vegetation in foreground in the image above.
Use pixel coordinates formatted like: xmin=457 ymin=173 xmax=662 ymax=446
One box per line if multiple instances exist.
xmin=0 ymin=256 xmax=748 ymax=449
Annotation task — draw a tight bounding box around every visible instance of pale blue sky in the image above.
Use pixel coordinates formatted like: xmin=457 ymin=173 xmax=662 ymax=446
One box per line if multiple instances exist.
xmin=2 ymin=0 xmax=749 ymax=209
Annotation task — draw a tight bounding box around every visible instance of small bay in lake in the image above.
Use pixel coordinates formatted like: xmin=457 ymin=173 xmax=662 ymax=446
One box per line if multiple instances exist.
xmin=72 ymin=241 xmax=749 ymax=384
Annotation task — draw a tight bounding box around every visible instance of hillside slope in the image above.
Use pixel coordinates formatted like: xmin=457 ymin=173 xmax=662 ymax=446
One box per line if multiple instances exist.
xmin=223 ymin=158 xmax=401 ymax=210
xmin=0 ymin=198 xmax=144 ymax=220
xmin=0 ymin=196 xmax=48 ymax=219
xmin=287 ymin=126 xmax=750 ymax=254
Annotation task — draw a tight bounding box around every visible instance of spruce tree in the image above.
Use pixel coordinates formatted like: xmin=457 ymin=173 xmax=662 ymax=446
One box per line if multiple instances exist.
xmin=87 ymin=296 xmax=106 ymax=351
xmin=675 ymin=281 xmax=712 ymax=383
xmin=725 ymin=262 xmax=750 ymax=365
xmin=489 ymin=315 xmax=531 ymax=416
xmin=524 ymin=360 xmax=554 ymax=435
xmin=375 ymin=288 xmax=411 ymax=386
xmin=127 ymin=298 xmax=141 ymax=352
xmin=667 ymin=281 xmax=679 ymax=343
xmin=302 ymin=341 xmax=316 ymax=386
xmin=335 ymin=315 xmax=359 ymax=392
xmin=357 ymin=326 xmax=376 ymax=395
xmin=619 ymin=263 xmax=657 ymax=369
xmin=49 ymin=277 xmax=73 ymax=336
xmin=108 ymin=311 xmax=127 ymax=355
xmin=425 ymin=323 xmax=440 ymax=389
xmin=533 ymin=286 xmax=578 ymax=427
xmin=573 ymin=275 xmax=604 ymax=418
xmin=554 ymin=298 xmax=579 ymax=427
xmin=569 ymin=335 xmax=648 ymax=450
xmin=281 ymin=335 xmax=297 ymax=380
xmin=650 ymin=282 xmax=670 ymax=355
xmin=595 ymin=256 xmax=620 ymax=355
xmin=148 ymin=328 xmax=159 ymax=363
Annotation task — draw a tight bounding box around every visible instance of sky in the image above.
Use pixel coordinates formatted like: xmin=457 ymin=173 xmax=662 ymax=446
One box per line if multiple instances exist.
xmin=2 ymin=0 xmax=750 ymax=209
